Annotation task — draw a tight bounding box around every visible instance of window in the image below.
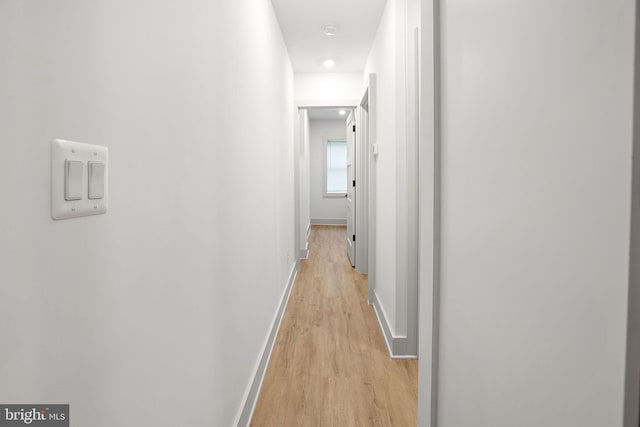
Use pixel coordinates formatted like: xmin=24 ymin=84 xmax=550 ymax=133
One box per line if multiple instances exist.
xmin=324 ymin=138 xmax=347 ymax=196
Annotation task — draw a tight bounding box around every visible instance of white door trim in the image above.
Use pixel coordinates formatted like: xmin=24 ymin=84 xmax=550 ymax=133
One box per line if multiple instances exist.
xmin=361 ymin=74 xmax=377 ymax=304
xmin=355 ymin=102 xmax=369 ymax=274
xmin=293 ymin=101 xmax=358 ymax=265
xmin=296 ymin=99 xmax=360 ymax=109
xmin=417 ymin=1 xmax=440 ymax=426
xmin=623 ymin=1 xmax=640 ymax=424
xmin=293 ymin=108 xmax=302 ymax=265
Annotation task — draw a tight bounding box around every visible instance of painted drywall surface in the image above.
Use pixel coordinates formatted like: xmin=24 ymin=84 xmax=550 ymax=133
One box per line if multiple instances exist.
xmin=401 ymin=0 xmax=421 ymax=356
xmin=392 ymin=0 xmax=409 ymax=338
xmin=0 ymin=1 xmax=294 ymax=426
xmin=309 ymin=120 xmax=348 ymax=222
xmin=295 ymin=72 xmax=363 ymax=102
xmin=364 ymin=0 xmax=399 ymax=334
xmin=437 ymin=1 xmax=634 ymax=426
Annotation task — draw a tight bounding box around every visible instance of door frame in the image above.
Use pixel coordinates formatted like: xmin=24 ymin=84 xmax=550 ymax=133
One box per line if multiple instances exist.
xmin=417 ymin=0 xmax=440 ymax=425
xmin=623 ymin=0 xmax=640 ymax=424
xmin=359 ymin=75 xmax=376 ymax=300
xmin=293 ymin=100 xmax=359 ymax=267
xmin=356 ymin=97 xmax=369 ymax=275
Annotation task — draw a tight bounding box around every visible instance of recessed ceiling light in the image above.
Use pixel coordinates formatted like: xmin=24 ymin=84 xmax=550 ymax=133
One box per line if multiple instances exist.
xmin=338 ymin=110 xmax=346 ymax=116
xmin=323 ymin=59 xmax=335 ymax=68
xmin=322 ymin=25 xmax=339 ymax=36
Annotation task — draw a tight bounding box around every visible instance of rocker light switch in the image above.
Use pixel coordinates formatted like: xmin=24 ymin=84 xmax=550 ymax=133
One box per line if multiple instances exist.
xmin=88 ymin=162 xmax=105 ymax=199
xmin=51 ymin=139 xmax=108 ymax=220
xmin=64 ymin=160 xmax=83 ymax=201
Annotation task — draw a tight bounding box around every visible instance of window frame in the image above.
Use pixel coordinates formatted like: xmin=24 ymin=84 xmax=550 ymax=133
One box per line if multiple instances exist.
xmin=323 ymin=136 xmax=348 ymax=198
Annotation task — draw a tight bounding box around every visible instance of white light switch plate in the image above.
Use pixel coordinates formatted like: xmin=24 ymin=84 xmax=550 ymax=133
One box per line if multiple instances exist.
xmin=51 ymin=139 xmax=108 ymax=220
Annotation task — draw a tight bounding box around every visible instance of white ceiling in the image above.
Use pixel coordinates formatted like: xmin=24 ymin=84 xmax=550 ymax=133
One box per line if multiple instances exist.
xmin=307 ymin=107 xmax=353 ymax=120
xmin=270 ymin=0 xmax=387 ymax=72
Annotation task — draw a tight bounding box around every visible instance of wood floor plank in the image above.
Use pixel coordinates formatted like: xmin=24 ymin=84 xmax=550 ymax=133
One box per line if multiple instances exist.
xmin=251 ymin=225 xmax=417 ymax=426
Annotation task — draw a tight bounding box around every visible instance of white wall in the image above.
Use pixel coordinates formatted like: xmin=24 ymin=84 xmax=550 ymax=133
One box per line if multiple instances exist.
xmin=364 ymin=0 xmax=401 ymax=338
xmin=0 ymin=1 xmax=295 ymax=426
xmin=295 ymin=72 xmax=363 ymax=103
xmin=364 ymin=0 xmax=421 ymax=356
xmin=309 ymin=119 xmax=348 ymax=223
xmin=402 ymin=0 xmax=421 ymax=357
xmin=433 ymin=1 xmax=635 ymax=426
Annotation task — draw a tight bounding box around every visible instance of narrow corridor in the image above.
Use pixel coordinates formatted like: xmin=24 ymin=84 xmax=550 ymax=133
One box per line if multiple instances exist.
xmin=252 ymin=225 xmax=418 ymax=426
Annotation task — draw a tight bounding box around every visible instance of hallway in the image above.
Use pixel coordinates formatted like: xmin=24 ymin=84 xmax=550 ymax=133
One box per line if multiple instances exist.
xmin=2 ymin=0 xmax=638 ymax=425
xmin=252 ymin=225 xmax=418 ymax=426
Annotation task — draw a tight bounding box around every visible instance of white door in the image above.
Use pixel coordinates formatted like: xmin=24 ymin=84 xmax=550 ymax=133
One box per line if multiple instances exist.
xmin=346 ymin=113 xmax=356 ymax=266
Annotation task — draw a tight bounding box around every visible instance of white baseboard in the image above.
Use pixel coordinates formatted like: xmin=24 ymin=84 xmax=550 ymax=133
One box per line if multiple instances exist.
xmin=311 ymin=218 xmax=347 ymax=225
xmin=371 ymin=290 xmax=418 ymax=359
xmin=234 ymin=260 xmax=300 ymax=426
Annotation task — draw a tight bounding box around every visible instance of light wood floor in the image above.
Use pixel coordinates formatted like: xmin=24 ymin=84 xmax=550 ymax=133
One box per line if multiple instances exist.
xmin=251 ymin=225 xmax=418 ymax=426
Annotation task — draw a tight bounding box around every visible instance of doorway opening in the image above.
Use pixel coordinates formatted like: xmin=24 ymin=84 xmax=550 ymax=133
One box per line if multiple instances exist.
xmin=295 ymin=106 xmax=360 ymax=268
